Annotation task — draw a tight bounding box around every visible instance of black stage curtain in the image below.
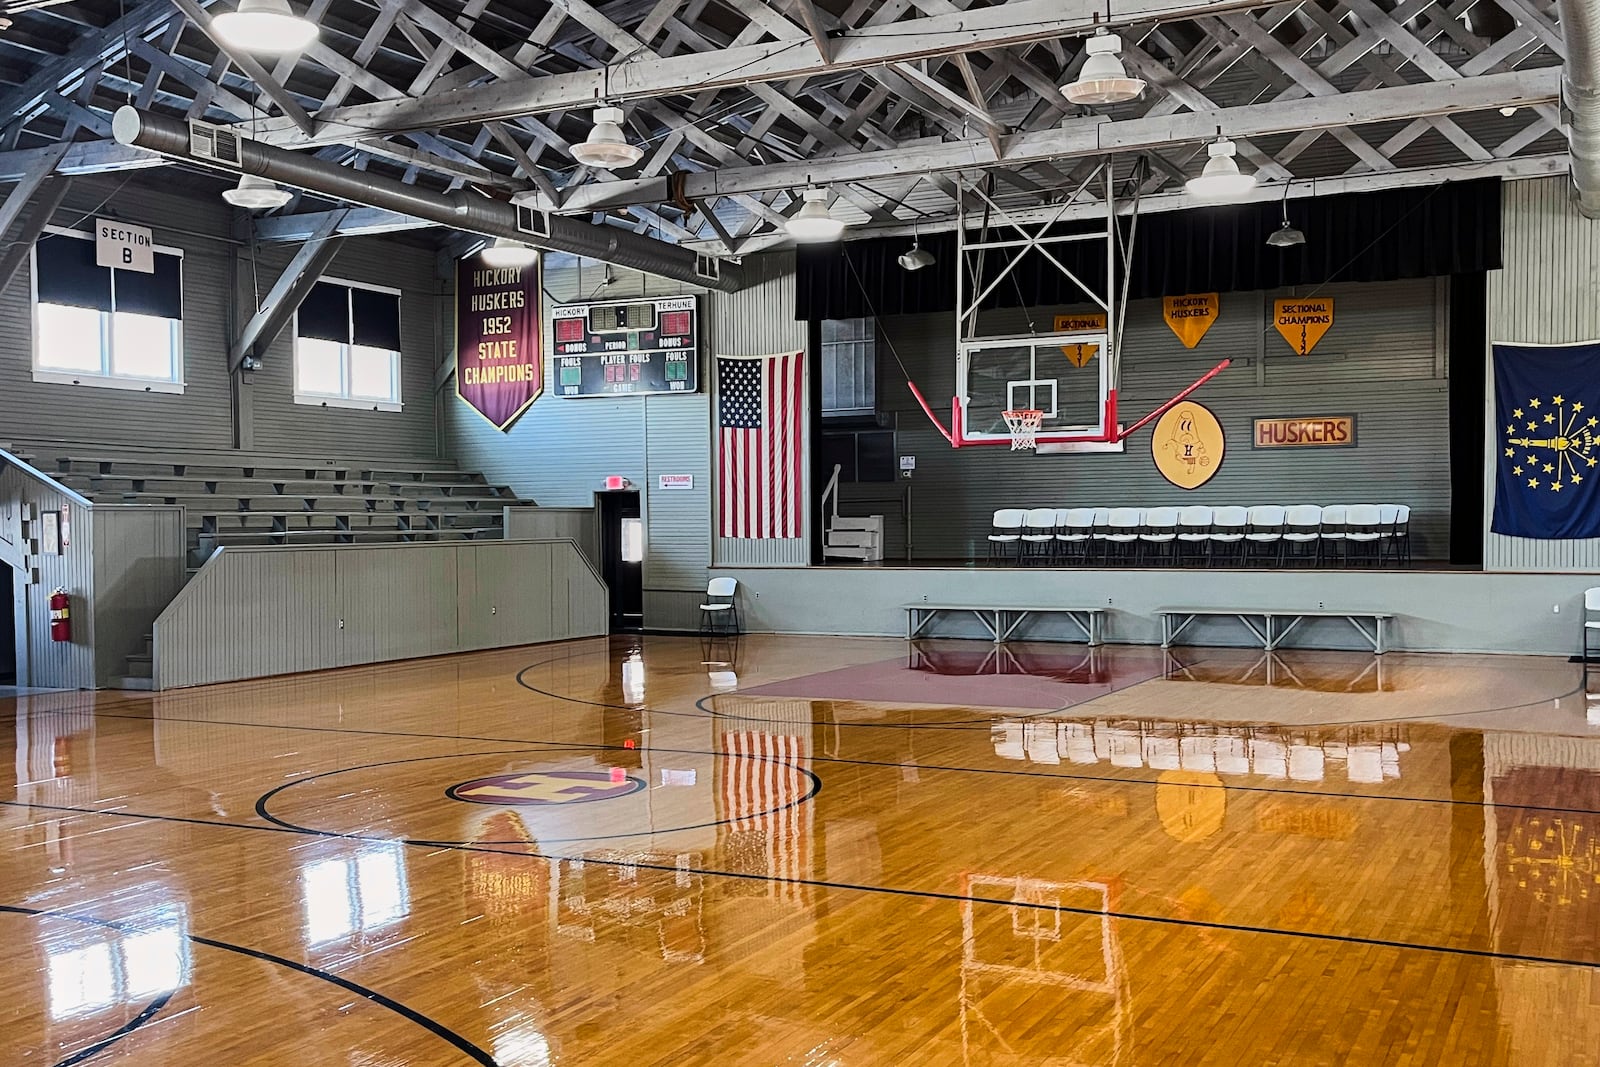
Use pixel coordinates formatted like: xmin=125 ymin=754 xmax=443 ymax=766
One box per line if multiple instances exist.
xmin=795 ymin=178 xmax=1503 ymax=321
xmin=1448 ymin=271 xmax=1487 ymax=567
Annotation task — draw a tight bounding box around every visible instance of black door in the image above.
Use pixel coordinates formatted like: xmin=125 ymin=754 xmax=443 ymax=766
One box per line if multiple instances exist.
xmin=599 ymin=490 xmax=643 ymax=632
xmin=0 ymin=566 xmax=14 ymax=685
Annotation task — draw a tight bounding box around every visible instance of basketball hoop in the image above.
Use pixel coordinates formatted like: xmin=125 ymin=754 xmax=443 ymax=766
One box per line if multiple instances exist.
xmin=1002 ymin=409 xmax=1044 ymax=451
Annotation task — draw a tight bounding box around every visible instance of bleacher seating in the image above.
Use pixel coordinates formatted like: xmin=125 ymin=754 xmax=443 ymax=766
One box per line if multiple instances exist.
xmin=984 ymin=503 xmax=1412 ymax=567
xmin=28 ymin=446 xmax=526 ymax=573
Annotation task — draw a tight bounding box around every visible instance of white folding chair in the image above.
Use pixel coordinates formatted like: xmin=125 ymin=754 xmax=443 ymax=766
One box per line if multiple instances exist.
xmin=1103 ymin=507 xmax=1143 ymax=565
xmin=1055 ymin=507 xmax=1095 ymax=565
xmin=700 ymin=576 xmax=741 ymax=635
xmin=1175 ymin=505 xmax=1213 ymax=566
xmin=1244 ymin=505 xmax=1286 ymax=566
xmin=1209 ymin=506 xmax=1248 ymax=567
xmin=1282 ymin=505 xmax=1323 ymax=566
xmin=1345 ymin=504 xmax=1383 ymax=566
xmin=1020 ymin=507 xmax=1058 ymax=565
xmin=1584 ymin=588 xmax=1600 ymax=664
xmin=1391 ymin=504 xmax=1412 ymax=566
xmin=987 ymin=508 xmax=1025 ymax=563
xmin=1138 ymin=506 xmax=1179 ymax=566
xmin=1319 ymin=504 xmax=1348 ymax=567
xmin=1376 ymin=504 xmax=1401 ymax=566
xmin=1087 ymin=507 xmax=1113 ymax=565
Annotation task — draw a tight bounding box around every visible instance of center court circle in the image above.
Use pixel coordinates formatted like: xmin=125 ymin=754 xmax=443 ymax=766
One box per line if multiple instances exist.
xmin=254 ymin=749 xmax=821 ymax=846
xmin=446 ymin=769 xmax=646 ymax=806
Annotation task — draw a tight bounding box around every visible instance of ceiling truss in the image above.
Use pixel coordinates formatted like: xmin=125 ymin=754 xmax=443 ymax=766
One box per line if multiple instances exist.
xmin=0 ymin=0 xmax=1572 ymax=256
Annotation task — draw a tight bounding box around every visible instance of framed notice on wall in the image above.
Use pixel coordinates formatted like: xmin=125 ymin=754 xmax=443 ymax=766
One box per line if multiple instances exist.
xmin=456 ymin=253 xmax=543 ymax=431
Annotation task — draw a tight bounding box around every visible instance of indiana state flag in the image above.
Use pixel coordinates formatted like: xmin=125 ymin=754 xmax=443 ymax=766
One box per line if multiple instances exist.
xmin=1492 ymin=342 xmax=1600 ymax=539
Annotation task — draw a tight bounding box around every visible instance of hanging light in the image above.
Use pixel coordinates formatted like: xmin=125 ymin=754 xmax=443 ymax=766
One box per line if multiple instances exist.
xmin=222 ymin=173 xmax=293 ymax=210
xmin=213 ymin=0 xmax=319 ymax=54
xmin=1185 ymin=138 xmax=1257 ymax=200
xmin=898 ymin=233 xmax=934 ymax=271
xmin=1266 ymin=181 xmax=1305 ymax=248
xmin=785 ymin=188 xmax=845 ymax=242
xmin=569 ymin=107 xmax=643 ymax=169
xmin=1061 ymin=32 xmax=1146 ymax=106
xmin=479 ymin=237 xmax=537 ymax=268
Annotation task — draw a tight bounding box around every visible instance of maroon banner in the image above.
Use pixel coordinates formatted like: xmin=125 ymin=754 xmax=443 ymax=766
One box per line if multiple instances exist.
xmin=456 ymin=253 xmax=542 ymax=430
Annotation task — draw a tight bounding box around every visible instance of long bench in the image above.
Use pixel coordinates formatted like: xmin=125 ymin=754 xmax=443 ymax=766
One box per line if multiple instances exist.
xmin=1156 ymin=607 xmax=1394 ymax=654
xmin=905 ymin=603 xmax=1106 ymax=645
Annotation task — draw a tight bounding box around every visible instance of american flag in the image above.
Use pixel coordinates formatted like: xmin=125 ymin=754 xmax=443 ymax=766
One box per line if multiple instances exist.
xmin=719 ymin=702 xmax=814 ymax=905
xmin=718 ymin=351 xmax=804 ymax=539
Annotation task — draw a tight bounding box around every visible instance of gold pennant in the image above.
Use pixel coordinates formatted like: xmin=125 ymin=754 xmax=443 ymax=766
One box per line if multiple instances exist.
xmin=1273 ymin=297 xmax=1334 ymax=355
xmin=1053 ymin=312 xmax=1105 ymax=368
xmin=1163 ymin=293 xmax=1219 ymax=348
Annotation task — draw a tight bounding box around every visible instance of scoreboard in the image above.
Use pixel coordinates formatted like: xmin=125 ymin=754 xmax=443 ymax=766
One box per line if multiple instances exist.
xmin=551 ymin=295 xmax=699 ymax=398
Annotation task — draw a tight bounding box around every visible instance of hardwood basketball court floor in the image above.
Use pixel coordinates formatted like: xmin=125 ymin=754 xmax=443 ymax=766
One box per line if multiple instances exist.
xmin=3 ymin=634 xmax=1598 ymax=1065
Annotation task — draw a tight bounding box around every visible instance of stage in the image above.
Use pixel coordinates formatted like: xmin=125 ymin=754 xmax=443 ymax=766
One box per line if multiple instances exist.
xmin=710 ymin=563 xmax=1596 ymax=657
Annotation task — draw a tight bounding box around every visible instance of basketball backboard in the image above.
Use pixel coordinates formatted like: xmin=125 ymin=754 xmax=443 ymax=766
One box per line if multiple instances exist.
xmin=954 ymin=332 xmax=1114 ymax=447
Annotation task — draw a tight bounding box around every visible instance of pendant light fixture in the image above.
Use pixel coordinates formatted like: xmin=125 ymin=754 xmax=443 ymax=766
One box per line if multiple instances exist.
xmin=213 ymin=0 xmax=319 ymax=54
xmin=1185 ymin=138 xmax=1257 ymax=200
xmin=569 ymin=107 xmax=643 ymax=169
xmin=1266 ymin=180 xmax=1306 ymax=248
xmin=479 ymin=237 xmax=538 ymax=268
xmin=223 ymin=173 xmax=293 ymax=210
xmin=786 ymin=188 xmax=845 ymax=242
xmin=1061 ymin=32 xmax=1146 ymax=106
xmin=898 ymin=226 xmax=934 ymax=271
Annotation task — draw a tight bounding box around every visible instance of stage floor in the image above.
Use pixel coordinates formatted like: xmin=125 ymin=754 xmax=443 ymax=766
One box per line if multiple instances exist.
xmin=4 ymin=634 xmax=1598 ymax=1064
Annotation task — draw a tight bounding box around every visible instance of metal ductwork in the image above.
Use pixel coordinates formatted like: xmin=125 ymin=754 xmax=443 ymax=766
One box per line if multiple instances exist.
xmin=1559 ymin=0 xmax=1600 ymax=218
xmin=111 ymin=106 xmax=743 ymax=291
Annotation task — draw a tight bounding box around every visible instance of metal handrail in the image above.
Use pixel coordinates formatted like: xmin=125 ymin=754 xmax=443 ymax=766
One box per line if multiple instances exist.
xmin=0 ymin=446 xmax=93 ymax=508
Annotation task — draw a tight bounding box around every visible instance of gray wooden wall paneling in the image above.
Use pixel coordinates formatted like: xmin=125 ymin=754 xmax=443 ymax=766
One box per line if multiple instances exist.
xmin=446 ymin=254 xmax=724 ymax=626
xmin=644 ymin=395 xmax=712 ymax=629
xmin=0 ymin=175 xmax=442 ymax=458
xmin=709 ymin=252 xmax=810 ymax=565
xmin=1485 ymin=176 xmax=1600 ymax=571
xmin=246 ymin=234 xmax=444 ymax=458
xmin=0 ymin=179 xmax=235 ymax=448
xmin=868 ymin=277 xmax=1449 ymax=559
xmin=89 ymin=504 xmax=185 ymax=687
xmin=152 ymin=538 xmax=606 ymax=688
xmin=504 ymin=506 xmax=599 ymax=571
xmin=0 ymin=464 xmax=96 ymax=688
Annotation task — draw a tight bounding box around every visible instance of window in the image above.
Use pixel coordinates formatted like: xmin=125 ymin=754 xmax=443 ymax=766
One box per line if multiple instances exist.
xmin=31 ymin=227 xmax=184 ymax=393
xmin=294 ymin=278 xmax=403 ymax=410
xmin=821 ymin=317 xmax=877 ymax=417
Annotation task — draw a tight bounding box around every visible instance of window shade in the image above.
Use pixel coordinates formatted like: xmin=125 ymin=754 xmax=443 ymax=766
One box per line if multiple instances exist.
xmin=36 ymin=235 xmax=112 ymax=311
xmin=114 ymin=253 xmax=183 ymax=319
xmin=298 ymin=281 xmax=350 ymax=342
xmin=350 ymin=286 xmax=401 ymax=350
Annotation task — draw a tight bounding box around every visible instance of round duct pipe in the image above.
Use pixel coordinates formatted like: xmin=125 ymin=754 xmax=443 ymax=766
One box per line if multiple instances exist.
xmin=111 ymin=106 xmax=743 ymax=291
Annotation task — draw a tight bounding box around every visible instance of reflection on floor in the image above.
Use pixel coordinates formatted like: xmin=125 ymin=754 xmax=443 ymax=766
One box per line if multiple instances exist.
xmin=3 ymin=635 xmax=1600 ymax=1065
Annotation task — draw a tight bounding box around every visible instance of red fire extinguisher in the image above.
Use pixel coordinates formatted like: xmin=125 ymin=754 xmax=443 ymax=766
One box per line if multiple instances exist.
xmin=49 ymin=588 xmax=71 ymax=643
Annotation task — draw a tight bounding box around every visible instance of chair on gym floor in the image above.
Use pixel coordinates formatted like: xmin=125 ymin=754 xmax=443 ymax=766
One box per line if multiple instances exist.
xmin=1138 ymin=507 xmax=1179 ymax=566
xmin=1282 ymin=505 xmax=1323 ymax=566
xmin=700 ymin=577 xmax=741 ymax=635
xmin=1175 ymin=505 xmax=1214 ymax=566
xmin=1244 ymin=505 xmax=1286 ymax=566
xmin=987 ymin=508 xmax=1025 ymax=563
xmin=1209 ymin=506 xmax=1248 ymax=566
xmin=1020 ymin=507 xmax=1058 ymax=565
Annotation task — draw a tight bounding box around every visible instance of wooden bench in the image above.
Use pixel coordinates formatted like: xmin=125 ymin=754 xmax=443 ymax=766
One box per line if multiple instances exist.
xmin=1156 ymin=607 xmax=1394 ymax=654
xmin=905 ymin=603 xmax=1106 ymax=645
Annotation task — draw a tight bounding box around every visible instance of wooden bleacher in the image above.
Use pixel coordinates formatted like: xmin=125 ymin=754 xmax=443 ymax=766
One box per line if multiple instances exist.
xmin=24 ymin=444 xmax=528 ymax=573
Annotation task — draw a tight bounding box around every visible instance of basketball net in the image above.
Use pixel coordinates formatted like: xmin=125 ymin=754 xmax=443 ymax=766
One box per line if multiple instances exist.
xmin=1002 ymin=409 xmax=1044 ymax=451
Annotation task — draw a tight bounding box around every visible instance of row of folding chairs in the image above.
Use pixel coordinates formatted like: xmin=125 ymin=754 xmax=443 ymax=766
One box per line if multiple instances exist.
xmin=986 ymin=504 xmax=1412 ymax=567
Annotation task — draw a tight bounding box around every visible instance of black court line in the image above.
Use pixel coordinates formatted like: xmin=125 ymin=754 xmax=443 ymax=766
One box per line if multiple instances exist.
xmin=0 ymin=904 xmax=498 ymax=1067
xmin=12 ymin=692 xmax=1600 ymax=818
xmin=254 ymin=748 xmax=822 ymax=845
xmin=51 ymin=990 xmax=174 ymax=1067
xmin=3 ymin=798 xmax=1599 ymax=974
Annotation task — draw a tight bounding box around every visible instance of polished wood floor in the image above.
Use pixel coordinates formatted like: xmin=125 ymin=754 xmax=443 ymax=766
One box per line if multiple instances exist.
xmin=4 ymin=635 xmax=1599 ymax=1065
